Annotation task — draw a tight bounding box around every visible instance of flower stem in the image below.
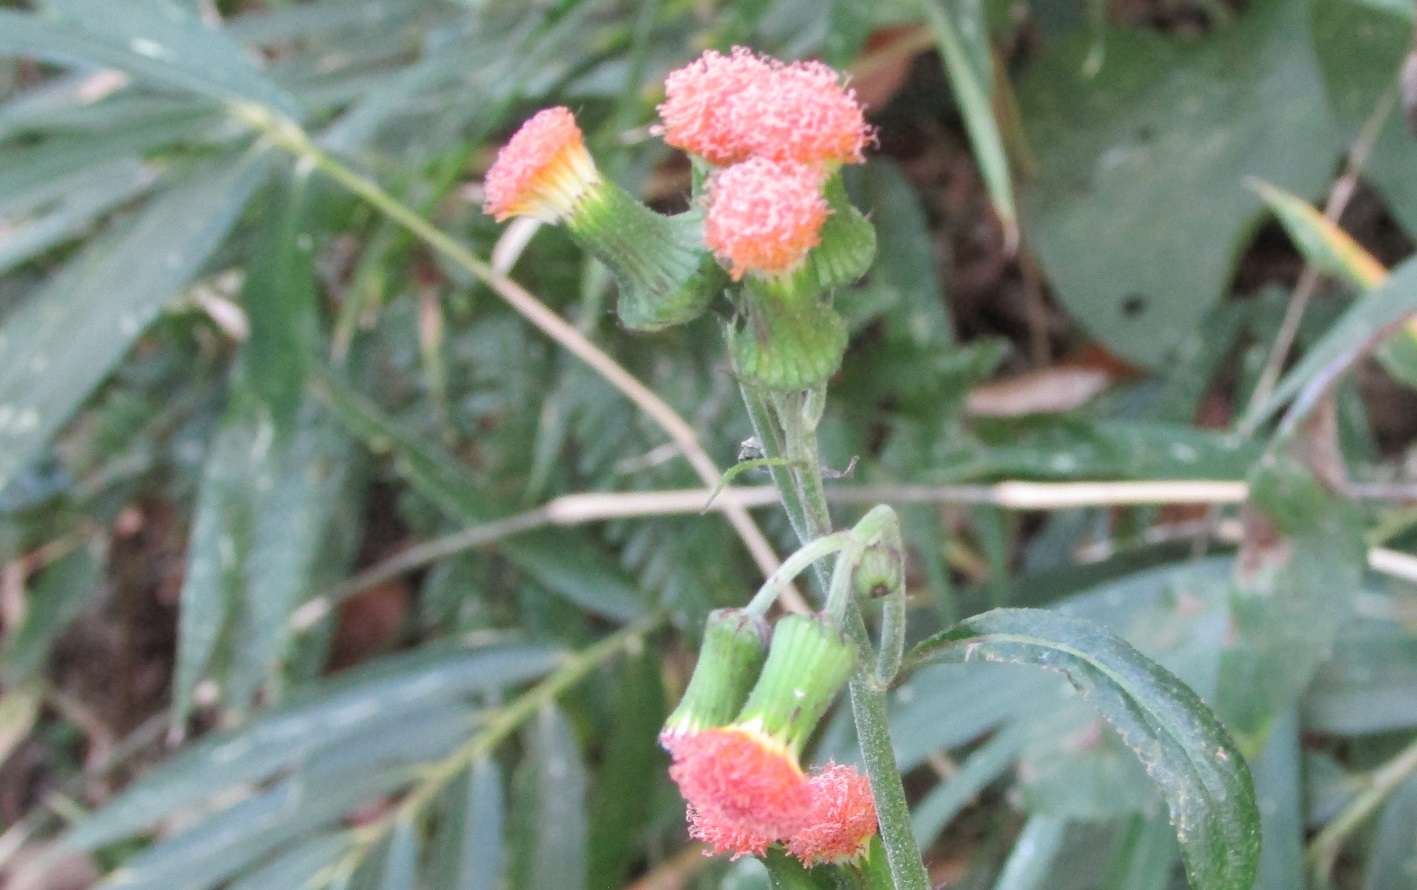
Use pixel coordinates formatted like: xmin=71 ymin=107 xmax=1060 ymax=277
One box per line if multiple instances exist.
xmin=747 ymin=384 xmax=931 ymax=890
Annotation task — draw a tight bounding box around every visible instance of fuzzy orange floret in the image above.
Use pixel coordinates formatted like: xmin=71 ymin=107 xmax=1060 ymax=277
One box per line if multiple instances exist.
xmin=482 ymin=106 xmax=600 ymax=222
xmin=685 ymin=802 xmax=777 ymax=860
xmin=668 ymin=726 xmax=813 ymax=847
xmin=786 ymin=763 xmax=879 ymax=866
xmin=658 ymin=48 xmax=872 ymax=168
xmin=703 ymin=158 xmax=828 ymax=280
xmin=658 ymin=48 xmax=773 ymax=165
xmin=733 ymin=59 xmax=872 ymax=166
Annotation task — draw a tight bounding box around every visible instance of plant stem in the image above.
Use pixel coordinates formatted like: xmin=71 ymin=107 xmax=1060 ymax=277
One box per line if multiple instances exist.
xmin=758 ymin=387 xmax=931 ymax=890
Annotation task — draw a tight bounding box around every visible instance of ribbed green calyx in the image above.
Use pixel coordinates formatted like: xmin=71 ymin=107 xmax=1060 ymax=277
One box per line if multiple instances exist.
xmin=565 ymin=180 xmax=724 ymax=331
xmin=787 ymin=172 xmax=876 ymax=294
xmin=730 ymin=276 xmax=848 ymax=391
xmin=736 ymin=613 xmax=857 ymax=758
xmin=662 ymin=608 xmax=770 ymax=740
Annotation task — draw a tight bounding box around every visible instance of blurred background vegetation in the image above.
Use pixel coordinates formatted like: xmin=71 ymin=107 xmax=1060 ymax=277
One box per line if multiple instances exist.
xmin=1 ymin=0 xmax=1416 ymax=887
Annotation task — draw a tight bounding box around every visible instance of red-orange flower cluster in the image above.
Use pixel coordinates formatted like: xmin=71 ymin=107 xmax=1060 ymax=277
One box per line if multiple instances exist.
xmin=667 ymin=726 xmax=813 ymax=858
xmin=658 ymin=48 xmax=871 ymax=168
xmin=786 ymin=763 xmax=879 ymax=866
xmin=667 ymin=728 xmax=878 ymax=863
xmin=702 ymin=158 xmax=828 ymax=280
xmin=482 ymin=106 xmax=600 ymax=222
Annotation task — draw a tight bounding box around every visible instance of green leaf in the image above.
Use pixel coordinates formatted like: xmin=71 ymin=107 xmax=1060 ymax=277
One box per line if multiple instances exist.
xmin=0 ymin=158 xmax=159 ymax=277
xmin=1215 ymin=456 xmax=1366 ymax=754
xmin=67 ymin=642 xmax=562 ymax=850
xmin=379 ymin=815 xmax=420 ymax=890
xmin=225 ymin=833 xmax=351 ymax=890
xmin=907 ymin=608 xmax=1260 ymax=890
xmin=1305 ymin=593 xmax=1417 ymax=734
xmin=1363 ymin=772 xmax=1417 ymax=890
xmin=1 ymin=542 xmax=104 ymax=682
xmin=1 ymin=1 xmax=299 ymax=117
xmin=1250 ymin=240 xmax=1417 ymax=432
xmin=1019 ymin=0 xmax=1337 ymax=367
xmin=1099 ymin=813 xmax=1177 ymax=890
xmin=911 ymin=721 xmax=1029 ymax=847
xmin=920 ymin=0 xmax=1017 ymax=246
xmin=0 ymin=149 xmax=269 ymax=493
xmin=1311 ymin=0 xmax=1417 ymax=237
xmin=314 ymin=367 xmax=648 ymax=622
xmin=993 ymin=814 xmax=1068 ymax=890
xmin=0 ymin=682 xmax=42 ymax=772
xmin=1250 ymin=709 xmax=1303 ymax=890
xmin=509 ymin=705 xmax=587 ymax=890
xmin=427 ymin=758 xmax=505 ymax=890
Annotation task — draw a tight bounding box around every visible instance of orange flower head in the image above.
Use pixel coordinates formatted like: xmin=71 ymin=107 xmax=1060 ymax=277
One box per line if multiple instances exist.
xmin=733 ymin=59 xmax=872 ymax=166
xmin=703 ymin=158 xmax=828 ymax=280
xmin=482 ymin=107 xmax=601 ymax=222
xmin=786 ymin=763 xmax=879 ymax=866
xmin=668 ymin=725 xmax=813 ymax=847
xmin=658 ymin=48 xmax=773 ymax=165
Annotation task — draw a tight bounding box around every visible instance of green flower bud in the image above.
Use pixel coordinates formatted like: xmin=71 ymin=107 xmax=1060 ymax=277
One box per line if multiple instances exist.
xmin=850 ymin=506 xmax=905 ymax=600
xmin=661 ymin=608 xmax=770 ymax=745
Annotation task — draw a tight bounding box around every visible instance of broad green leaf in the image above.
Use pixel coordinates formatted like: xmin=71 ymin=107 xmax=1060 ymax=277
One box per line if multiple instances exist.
xmin=509 ymin=705 xmax=587 ymax=890
xmin=993 ymin=814 xmax=1068 ymax=890
xmin=67 ymin=642 xmax=562 ymax=849
xmin=226 ymin=0 xmax=425 ymax=47
xmin=1 ymin=542 xmax=103 ymax=682
xmin=0 ymin=149 xmax=269 ymax=493
xmin=1216 ymin=456 xmax=1366 ymax=754
xmin=1364 ymin=772 xmax=1417 ymax=890
xmin=1019 ymin=0 xmax=1336 ymax=367
xmin=1248 ymin=255 xmax=1417 ymax=428
xmin=920 ymin=0 xmax=1017 ymax=246
xmin=2 ymin=1 xmax=299 ymax=117
xmin=907 ymin=608 xmax=1260 ymax=890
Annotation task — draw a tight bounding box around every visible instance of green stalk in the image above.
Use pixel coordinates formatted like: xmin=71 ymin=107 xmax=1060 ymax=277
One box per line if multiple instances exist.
xmin=759 ymin=389 xmax=931 ymax=890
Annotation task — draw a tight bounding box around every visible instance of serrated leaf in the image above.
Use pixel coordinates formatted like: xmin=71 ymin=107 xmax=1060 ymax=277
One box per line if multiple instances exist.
xmin=67 ymin=642 xmax=562 ymax=850
xmin=1216 ymin=456 xmax=1366 ymax=754
xmin=907 ymin=608 xmax=1260 ymax=890
xmin=0 ymin=149 xmax=269 ymax=493
xmin=2 ymin=1 xmax=299 ymax=117
xmin=1019 ymin=0 xmax=1336 ymax=367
